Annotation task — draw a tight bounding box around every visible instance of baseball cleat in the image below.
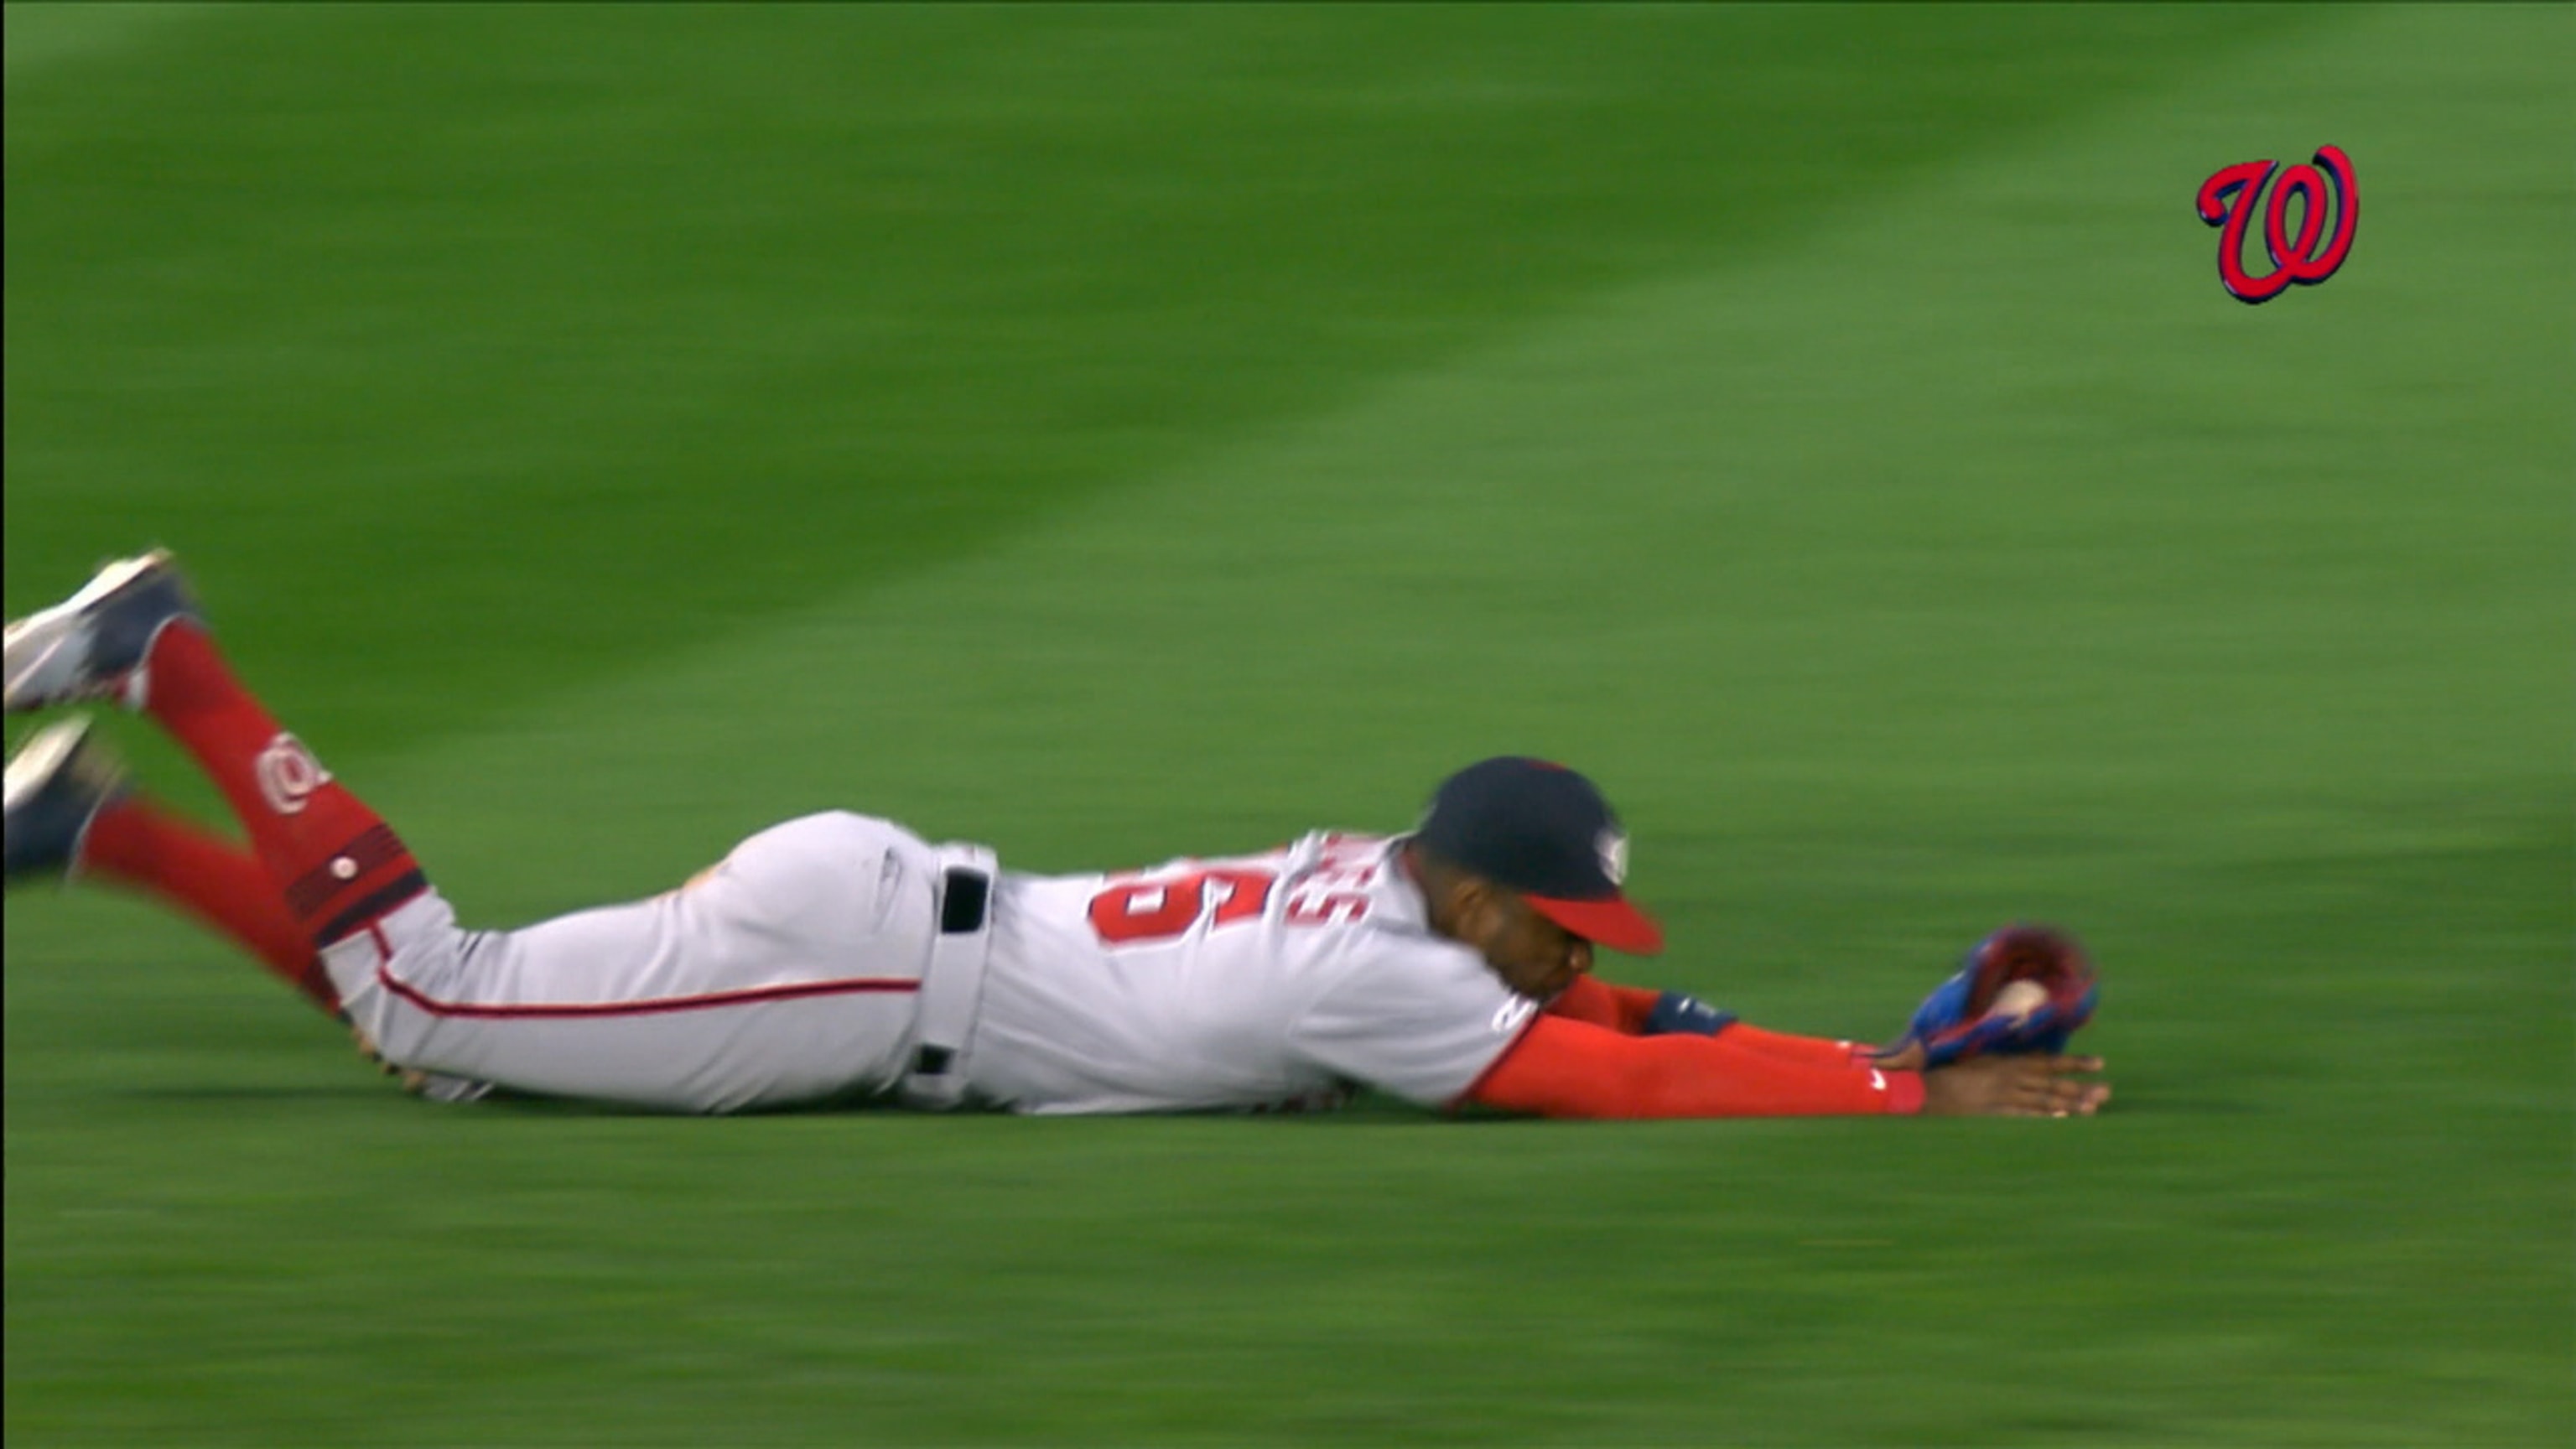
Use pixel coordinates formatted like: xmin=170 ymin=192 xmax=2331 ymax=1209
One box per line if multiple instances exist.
xmin=3 ymin=548 xmax=201 ymax=714
xmin=4 ymin=716 xmax=130 ymax=886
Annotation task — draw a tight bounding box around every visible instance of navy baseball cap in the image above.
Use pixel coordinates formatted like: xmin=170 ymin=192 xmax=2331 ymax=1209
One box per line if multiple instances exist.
xmin=1417 ymin=756 xmax=1665 ymax=955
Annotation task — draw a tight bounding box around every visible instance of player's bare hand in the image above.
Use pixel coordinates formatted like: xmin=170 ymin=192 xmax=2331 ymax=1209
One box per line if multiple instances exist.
xmin=1919 ymin=1052 xmax=2110 ymax=1118
xmin=1870 ymin=1038 xmax=1929 ymax=1073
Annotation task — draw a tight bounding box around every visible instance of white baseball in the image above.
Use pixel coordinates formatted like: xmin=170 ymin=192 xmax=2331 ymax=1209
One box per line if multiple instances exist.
xmin=1988 ymin=980 xmax=2049 ymax=1021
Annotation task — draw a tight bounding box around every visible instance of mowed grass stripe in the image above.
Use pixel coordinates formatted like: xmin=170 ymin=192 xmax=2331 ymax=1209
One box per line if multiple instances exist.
xmin=6 ymin=6 xmax=2322 ymax=756
xmin=299 ymin=8 xmax=2564 ymax=896
xmin=0 ymin=2 xmax=207 ymax=78
xmin=7 ymin=6 xmax=2568 ymax=1447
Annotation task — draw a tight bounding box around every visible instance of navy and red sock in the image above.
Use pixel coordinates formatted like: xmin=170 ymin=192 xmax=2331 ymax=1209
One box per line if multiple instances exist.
xmin=137 ymin=621 xmax=425 ymax=948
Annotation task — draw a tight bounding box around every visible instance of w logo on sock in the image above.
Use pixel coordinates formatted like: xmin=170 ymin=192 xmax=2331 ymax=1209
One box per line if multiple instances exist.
xmin=255 ymin=733 xmax=333 ymax=815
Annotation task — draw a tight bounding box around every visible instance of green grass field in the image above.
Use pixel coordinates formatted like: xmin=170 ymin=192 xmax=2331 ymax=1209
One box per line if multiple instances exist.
xmin=7 ymin=4 xmax=2569 ymax=1444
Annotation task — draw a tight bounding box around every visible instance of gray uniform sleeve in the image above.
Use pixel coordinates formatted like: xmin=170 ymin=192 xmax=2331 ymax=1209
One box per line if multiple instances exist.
xmin=1288 ymin=936 xmax=1535 ymax=1107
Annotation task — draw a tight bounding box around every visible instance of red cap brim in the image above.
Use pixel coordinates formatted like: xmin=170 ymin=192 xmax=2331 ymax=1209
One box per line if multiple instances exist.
xmin=1526 ymin=893 xmax=1665 ymax=955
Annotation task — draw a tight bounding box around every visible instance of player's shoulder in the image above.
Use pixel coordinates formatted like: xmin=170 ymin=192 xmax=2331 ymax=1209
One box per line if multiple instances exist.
xmin=1277 ymin=832 xmax=1486 ymax=972
xmin=1275 ymin=831 xmax=1409 ymax=918
xmin=1275 ymin=834 xmax=1526 ymax=1062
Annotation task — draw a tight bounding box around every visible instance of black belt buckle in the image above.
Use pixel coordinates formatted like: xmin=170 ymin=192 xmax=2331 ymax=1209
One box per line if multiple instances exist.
xmin=939 ymin=867 xmax=990 ymax=935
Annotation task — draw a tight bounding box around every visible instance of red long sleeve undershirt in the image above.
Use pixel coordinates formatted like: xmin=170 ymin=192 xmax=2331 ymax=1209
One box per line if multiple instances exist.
xmin=1459 ymin=975 xmax=1925 ymax=1119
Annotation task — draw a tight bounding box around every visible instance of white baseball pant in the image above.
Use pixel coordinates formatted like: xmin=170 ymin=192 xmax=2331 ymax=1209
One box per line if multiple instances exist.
xmin=319 ymin=812 xmax=947 ymax=1113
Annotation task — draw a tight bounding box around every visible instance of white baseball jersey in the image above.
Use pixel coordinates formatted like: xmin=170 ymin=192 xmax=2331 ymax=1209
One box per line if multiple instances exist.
xmin=967 ymin=831 xmax=1533 ymax=1114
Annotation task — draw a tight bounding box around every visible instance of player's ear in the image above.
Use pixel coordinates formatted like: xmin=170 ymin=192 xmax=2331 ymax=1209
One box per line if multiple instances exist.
xmin=1447 ymin=875 xmax=1498 ymax=938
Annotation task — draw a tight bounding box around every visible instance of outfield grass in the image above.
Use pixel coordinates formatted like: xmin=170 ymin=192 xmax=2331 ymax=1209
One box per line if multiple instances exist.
xmin=7 ymin=4 xmax=2570 ymax=1446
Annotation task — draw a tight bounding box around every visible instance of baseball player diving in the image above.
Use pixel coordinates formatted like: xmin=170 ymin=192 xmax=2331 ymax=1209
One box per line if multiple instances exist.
xmin=4 ymin=552 xmax=2111 ymax=1120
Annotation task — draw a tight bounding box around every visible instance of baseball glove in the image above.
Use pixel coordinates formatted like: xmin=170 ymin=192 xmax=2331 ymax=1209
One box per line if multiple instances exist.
xmin=1897 ymin=925 xmax=2097 ymax=1068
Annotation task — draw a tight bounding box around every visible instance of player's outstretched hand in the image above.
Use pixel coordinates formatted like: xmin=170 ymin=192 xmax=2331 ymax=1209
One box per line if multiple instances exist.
xmin=1919 ymin=1053 xmax=2111 ymax=1118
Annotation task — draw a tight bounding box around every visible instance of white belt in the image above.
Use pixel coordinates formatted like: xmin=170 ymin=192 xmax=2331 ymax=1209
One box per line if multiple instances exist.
xmin=900 ymin=843 xmax=998 ymax=1110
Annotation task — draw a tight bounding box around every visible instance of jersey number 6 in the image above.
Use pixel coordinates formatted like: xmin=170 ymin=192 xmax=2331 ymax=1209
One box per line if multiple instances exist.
xmin=1088 ymin=868 xmax=1278 ymax=945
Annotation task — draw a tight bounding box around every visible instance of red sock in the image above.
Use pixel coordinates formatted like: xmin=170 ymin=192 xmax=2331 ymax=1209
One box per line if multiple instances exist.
xmin=139 ymin=621 xmax=424 ymax=946
xmin=78 ymin=795 xmax=342 ymax=1015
